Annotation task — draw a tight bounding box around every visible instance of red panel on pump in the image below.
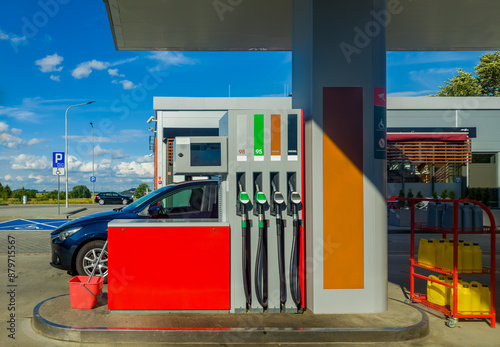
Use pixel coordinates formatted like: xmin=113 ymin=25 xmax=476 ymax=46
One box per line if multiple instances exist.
xmin=108 ymin=225 xmax=230 ymax=310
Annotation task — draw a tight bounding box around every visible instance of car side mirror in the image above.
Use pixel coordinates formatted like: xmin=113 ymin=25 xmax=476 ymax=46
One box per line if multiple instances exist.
xmin=148 ymin=205 xmax=161 ymax=217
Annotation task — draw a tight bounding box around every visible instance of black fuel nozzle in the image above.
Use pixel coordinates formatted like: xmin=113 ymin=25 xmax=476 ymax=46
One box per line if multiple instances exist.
xmin=289 ymin=191 xmax=301 ymax=218
xmin=288 ymin=190 xmax=302 ymax=311
xmin=273 ymin=191 xmax=285 ymax=218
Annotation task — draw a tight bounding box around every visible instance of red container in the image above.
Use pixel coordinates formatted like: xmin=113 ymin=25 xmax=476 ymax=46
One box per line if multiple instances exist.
xmin=69 ymin=276 xmax=104 ymax=309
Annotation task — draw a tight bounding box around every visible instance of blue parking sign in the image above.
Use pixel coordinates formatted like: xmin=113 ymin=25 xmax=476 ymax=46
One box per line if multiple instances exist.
xmin=90 ymin=176 xmax=96 ymax=183
xmin=53 ymin=152 xmax=65 ymax=168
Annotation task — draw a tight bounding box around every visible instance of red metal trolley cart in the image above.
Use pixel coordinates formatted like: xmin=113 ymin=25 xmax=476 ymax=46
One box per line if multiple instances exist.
xmin=402 ymin=198 xmax=496 ymax=328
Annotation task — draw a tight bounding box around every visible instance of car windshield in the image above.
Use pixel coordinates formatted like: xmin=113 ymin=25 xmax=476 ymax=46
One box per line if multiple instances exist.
xmin=121 ymin=185 xmax=174 ymax=212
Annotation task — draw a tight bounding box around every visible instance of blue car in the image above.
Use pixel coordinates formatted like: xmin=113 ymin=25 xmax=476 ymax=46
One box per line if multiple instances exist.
xmin=50 ymin=180 xmax=219 ymax=277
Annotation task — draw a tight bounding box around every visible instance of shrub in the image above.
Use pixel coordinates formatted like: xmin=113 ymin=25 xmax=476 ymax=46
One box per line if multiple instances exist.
xmin=398 ymin=189 xmax=406 ymax=209
xmin=441 ymin=189 xmax=448 ymax=199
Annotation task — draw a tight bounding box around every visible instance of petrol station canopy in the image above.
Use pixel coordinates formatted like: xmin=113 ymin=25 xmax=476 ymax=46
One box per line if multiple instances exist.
xmin=104 ymin=0 xmax=500 ymax=51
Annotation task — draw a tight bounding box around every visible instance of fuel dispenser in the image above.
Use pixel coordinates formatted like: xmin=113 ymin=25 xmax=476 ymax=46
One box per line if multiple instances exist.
xmin=109 ymin=109 xmax=303 ymax=313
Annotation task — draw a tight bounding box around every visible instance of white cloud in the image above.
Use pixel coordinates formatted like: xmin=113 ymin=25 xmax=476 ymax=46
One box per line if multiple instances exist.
xmin=4 ymin=175 xmax=12 ymax=181
xmin=28 ymin=173 xmax=44 ymax=184
xmin=35 ymin=53 xmax=64 ymax=73
xmin=72 ymin=59 xmax=110 ymax=79
xmin=27 ymin=138 xmax=45 ymax=146
xmin=16 ymin=176 xmax=23 ymax=181
xmin=137 ymin=155 xmax=153 ymax=163
xmin=72 ymin=56 xmax=138 ymax=79
xmin=0 ymin=29 xmax=26 ymax=44
xmin=66 ymin=156 xmax=112 ymax=173
xmin=388 ymin=90 xmax=434 ymax=97
xmin=0 ymin=133 xmax=23 ymax=149
xmin=114 ymin=161 xmax=154 ymax=178
xmin=93 ymin=145 xmax=128 ymax=159
xmin=147 ymin=51 xmax=197 ymax=71
xmin=108 ymin=68 xmax=124 ymax=77
xmin=11 ymin=154 xmax=50 ymax=170
xmin=0 ymin=122 xmax=48 ymax=149
xmin=113 ymin=79 xmax=140 ymax=90
xmin=408 ymin=68 xmax=459 ymax=90
xmin=50 ymin=75 xmax=60 ymax=82
xmin=0 ymin=106 xmax=36 ymax=121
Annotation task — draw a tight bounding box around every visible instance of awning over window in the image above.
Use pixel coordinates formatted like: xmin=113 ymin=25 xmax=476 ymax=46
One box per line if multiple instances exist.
xmin=387 ymin=133 xmax=471 ymax=164
xmin=387 ymin=133 xmax=467 ymax=142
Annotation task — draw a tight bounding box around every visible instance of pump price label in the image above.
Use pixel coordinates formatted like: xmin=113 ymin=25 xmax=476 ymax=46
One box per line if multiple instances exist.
xmin=254 ymin=114 xmax=264 ymax=161
xmin=237 ymin=114 xmax=248 ymax=161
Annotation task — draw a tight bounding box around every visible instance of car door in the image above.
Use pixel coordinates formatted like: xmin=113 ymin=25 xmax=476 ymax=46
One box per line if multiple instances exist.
xmin=111 ymin=193 xmax=120 ymax=204
xmin=150 ymin=182 xmax=219 ymax=220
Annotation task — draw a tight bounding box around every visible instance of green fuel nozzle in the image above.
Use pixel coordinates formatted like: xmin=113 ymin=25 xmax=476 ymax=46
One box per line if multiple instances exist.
xmin=255 ymin=191 xmax=267 ymax=205
xmin=238 ymin=191 xmax=250 ymax=205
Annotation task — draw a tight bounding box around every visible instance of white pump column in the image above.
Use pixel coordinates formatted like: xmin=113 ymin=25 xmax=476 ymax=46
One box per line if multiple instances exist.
xmin=293 ymin=0 xmax=388 ymax=313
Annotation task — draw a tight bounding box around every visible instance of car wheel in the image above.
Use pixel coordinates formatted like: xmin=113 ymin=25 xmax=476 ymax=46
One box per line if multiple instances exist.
xmin=122 ymin=199 xmax=128 ymax=205
xmin=99 ymin=199 xmax=105 ymax=205
xmin=75 ymin=240 xmax=108 ymax=281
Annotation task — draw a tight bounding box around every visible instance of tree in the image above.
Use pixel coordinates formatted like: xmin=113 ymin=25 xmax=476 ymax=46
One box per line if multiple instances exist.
xmin=2 ymin=185 xmax=12 ymax=199
xmin=134 ymin=183 xmax=150 ymax=199
xmin=13 ymin=188 xmax=26 ymax=201
xmin=436 ymin=52 xmax=500 ymax=96
xmin=436 ymin=69 xmax=482 ymax=96
xmin=69 ymin=185 xmax=91 ymax=198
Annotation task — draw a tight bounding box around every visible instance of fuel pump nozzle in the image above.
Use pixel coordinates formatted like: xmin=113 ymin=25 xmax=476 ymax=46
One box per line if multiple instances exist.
xmin=254 ymin=188 xmax=268 ymax=311
xmin=289 ymin=190 xmax=302 ymax=311
xmin=238 ymin=189 xmax=252 ymax=310
xmin=273 ymin=190 xmax=287 ymax=312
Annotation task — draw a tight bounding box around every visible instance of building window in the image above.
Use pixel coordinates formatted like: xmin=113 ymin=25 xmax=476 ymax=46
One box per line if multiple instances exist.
xmin=472 ymin=153 xmax=496 ymax=164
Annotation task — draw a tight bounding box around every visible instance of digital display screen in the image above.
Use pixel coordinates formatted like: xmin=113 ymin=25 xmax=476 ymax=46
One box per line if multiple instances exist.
xmin=190 ymin=143 xmax=222 ymax=166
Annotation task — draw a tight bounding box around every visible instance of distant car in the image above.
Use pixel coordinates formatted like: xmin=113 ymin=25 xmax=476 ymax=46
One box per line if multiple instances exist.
xmin=94 ymin=192 xmax=133 ymax=205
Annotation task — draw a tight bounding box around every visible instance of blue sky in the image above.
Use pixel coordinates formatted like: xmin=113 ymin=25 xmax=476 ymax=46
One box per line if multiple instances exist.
xmin=0 ymin=1 xmax=494 ymax=192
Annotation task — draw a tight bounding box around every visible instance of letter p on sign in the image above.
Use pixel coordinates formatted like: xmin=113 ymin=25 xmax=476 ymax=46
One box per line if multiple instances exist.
xmin=53 ymin=152 xmax=65 ymax=168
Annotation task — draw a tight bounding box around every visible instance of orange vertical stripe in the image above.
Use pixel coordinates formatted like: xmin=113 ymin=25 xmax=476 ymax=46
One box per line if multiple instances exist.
xmin=271 ymin=114 xmax=281 ymax=156
xmin=323 ymin=87 xmax=364 ymax=289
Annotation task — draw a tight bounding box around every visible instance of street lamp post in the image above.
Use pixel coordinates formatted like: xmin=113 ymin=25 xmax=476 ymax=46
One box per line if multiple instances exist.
xmin=90 ymin=122 xmax=94 ymax=204
xmin=65 ymin=101 xmax=95 ymax=208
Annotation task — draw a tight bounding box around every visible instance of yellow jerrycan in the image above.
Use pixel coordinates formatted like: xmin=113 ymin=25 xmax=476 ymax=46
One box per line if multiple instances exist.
xmin=418 ymin=239 xmax=436 ymax=266
xmin=479 ymin=284 xmax=491 ymax=314
xmin=427 ymin=275 xmax=446 ymax=306
xmin=470 ymin=281 xmax=482 ymax=315
xmin=471 ymin=243 xmax=483 ymax=273
xmin=457 ymin=283 xmax=472 ymax=314
xmin=462 ymin=242 xmax=473 ymax=273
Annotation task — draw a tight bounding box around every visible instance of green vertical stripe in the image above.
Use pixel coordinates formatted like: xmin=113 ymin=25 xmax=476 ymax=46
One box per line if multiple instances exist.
xmin=254 ymin=114 xmax=264 ymax=156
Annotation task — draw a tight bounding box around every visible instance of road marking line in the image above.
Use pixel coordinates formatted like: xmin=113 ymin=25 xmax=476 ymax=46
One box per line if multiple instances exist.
xmin=19 ymin=218 xmax=63 ymax=229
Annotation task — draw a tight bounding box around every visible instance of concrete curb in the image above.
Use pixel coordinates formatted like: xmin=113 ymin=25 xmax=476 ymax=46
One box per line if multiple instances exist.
xmin=32 ymin=295 xmax=429 ymax=344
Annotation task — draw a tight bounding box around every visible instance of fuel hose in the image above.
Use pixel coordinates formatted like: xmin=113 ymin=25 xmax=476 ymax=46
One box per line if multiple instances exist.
xmin=290 ymin=203 xmax=302 ymax=308
xmin=254 ymin=202 xmax=268 ymax=310
xmin=275 ymin=201 xmax=287 ymax=310
xmin=241 ymin=214 xmax=252 ymax=307
xmin=238 ymin=189 xmax=252 ymax=308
